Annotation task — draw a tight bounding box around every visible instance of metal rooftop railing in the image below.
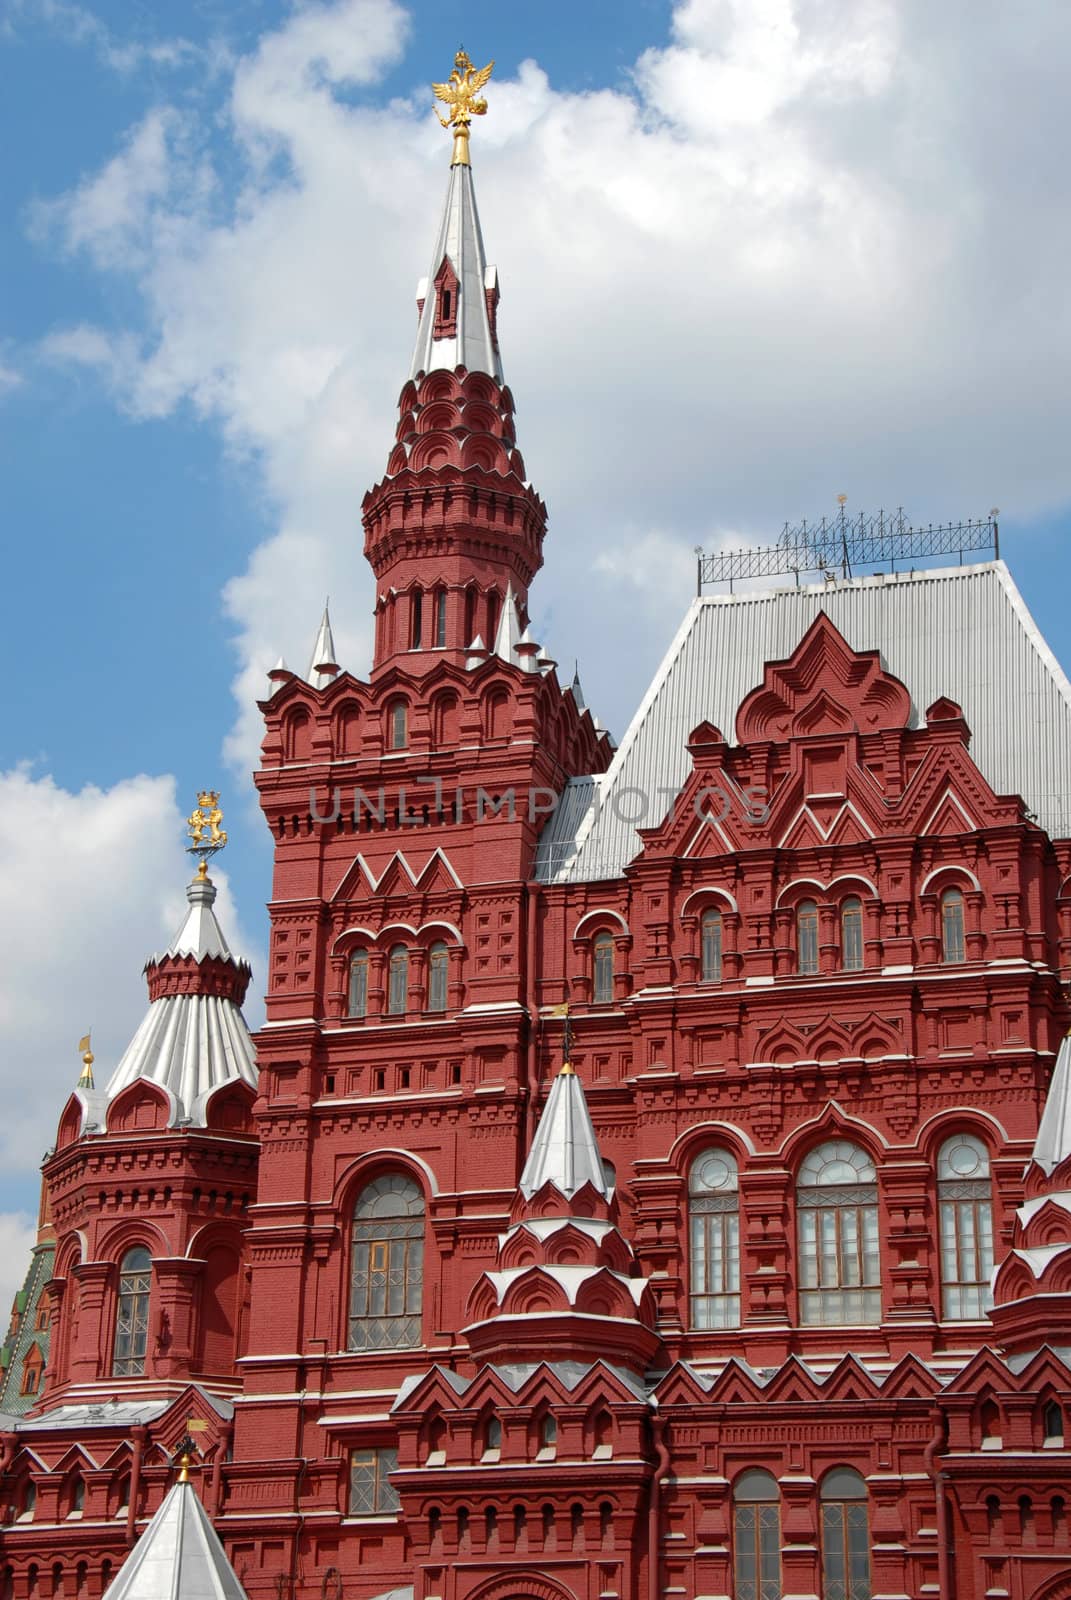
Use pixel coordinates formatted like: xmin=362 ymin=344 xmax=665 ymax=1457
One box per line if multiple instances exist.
xmin=697 ymin=506 xmax=999 ymax=594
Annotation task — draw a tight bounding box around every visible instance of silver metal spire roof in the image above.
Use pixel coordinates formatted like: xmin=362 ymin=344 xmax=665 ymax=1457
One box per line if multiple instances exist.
xmin=307 ymin=603 xmax=339 ymax=689
xmin=1032 ymin=1031 xmax=1071 ymax=1176
xmin=167 ymin=876 xmax=234 ymax=961
xmin=101 ymin=1474 xmax=248 ymax=1600
xmin=101 ymin=876 xmax=257 ymax=1128
xmin=492 ymin=581 xmax=521 ymax=665
xmin=410 ymin=161 xmax=502 ymax=382
xmin=536 ymin=561 xmax=1071 ymax=882
xmin=519 ymin=1067 xmax=611 ymax=1201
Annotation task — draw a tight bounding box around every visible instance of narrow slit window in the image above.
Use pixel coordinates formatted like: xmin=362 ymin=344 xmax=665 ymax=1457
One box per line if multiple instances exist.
xmin=841 ymin=897 xmax=863 ymax=971
xmin=941 ymin=887 xmax=966 ymax=963
xmin=701 ymin=908 xmax=723 ymax=982
xmin=797 ymin=899 xmax=819 ymax=975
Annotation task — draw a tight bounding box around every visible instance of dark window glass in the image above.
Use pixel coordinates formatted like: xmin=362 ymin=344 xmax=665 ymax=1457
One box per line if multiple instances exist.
xmin=428 ymin=942 xmax=449 ymax=1013
xmin=348 ymin=1447 xmax=399 ymax=1515
xmin=797 ymin=899 xmax=819 ymax=974
xmin=820 ymin=1470 xmax=871 ymax=1600
xmin=389 ymin=700 xmax=408 ymax=750
xmin=348 ymin=950 xmax=368 ymax=1018
xmin=410 ymin=590 xmax=423 ymax=649
xmin=434 ymin=591 xmax=447 ymax=649
xmin=701 ymin=909 xmax=723 ymax=982
xmin=593 ymin=932 xmax=614 ymax=1003
xmin=387 ymin=945 xmax=409 ymax=1015
xmin=841 ymin=898 xmax=863 ymax=971
xmin=942 ymin=887 xmax=965 ymax=962
xmin=349 ymin=1175 xmax=424 ymax=1351
xmin=112 ymin=1247 xmax=151 ymax=1377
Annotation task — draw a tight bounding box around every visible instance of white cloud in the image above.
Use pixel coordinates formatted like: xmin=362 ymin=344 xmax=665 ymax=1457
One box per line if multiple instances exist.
xmin=0 ymin=767 xmax=262 ymax=1185
xmin=0 ymin=359 xmax=21 ymax=395
xmin=6 ymin=0 xmax=209 ymax=77
xmin=0 ymin=1213 xmax=39 ymax=1316
xmin=32 ymin=0 xmax=1071 ymax=759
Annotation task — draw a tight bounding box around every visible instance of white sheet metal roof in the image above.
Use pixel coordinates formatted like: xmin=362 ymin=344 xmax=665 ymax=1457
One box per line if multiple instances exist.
xmin=519 ymin=1066 xmax=611 ymax=1200
xmin=410 ymin=161 xmax=501 ymax=382
xmin=101 ymin=1476 xmax=247 ymax=1600
xmin=101 ymin=876 xmax=257 ymax=1128
xmin=536 ymin=561 xmax=1071 ymax=883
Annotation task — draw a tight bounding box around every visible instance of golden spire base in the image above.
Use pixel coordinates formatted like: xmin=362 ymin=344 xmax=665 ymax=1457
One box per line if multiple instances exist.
xmin=560 ymin=1061 xmax=575 ymax=1076
xmin=451 ymin=126 xmax=471 ymax=167
xmin=177 ymin=1453 xmax=191 ymax=1485
xmin=77 ymin=1033 xmax=95 ymax=1090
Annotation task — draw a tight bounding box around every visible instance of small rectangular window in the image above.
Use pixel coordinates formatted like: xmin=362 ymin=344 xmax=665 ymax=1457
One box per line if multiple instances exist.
xmin=348 ymin=1448 xmax=400 ymax=1516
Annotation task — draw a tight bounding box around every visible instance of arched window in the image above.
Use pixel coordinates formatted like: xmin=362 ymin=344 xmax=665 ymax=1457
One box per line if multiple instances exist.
xmin=17 ymin=1482 xmax=35 ymax=1523
xmin=592 ymin=932 xmax=615 ymax=1004
xmin=841 ymin=897 xmax=863 ymax=971
xmin=388 ymin=700 xmax=408 ymax=751
xmin=701 ymin=909 xmax=723 ymax=983
xmin=410 ymin=588 xmax=423 ymax=649
xmin=433 ymin=589 xmax=447 ymax=649
xmin=112 ymin=1246 xmax=151 ymax=1376
xmin=349 ymin=1175 xmax=424 ymax=1350
xmin=486 ymin=589 xmax=500 ymax=646
xmin=797 ymin=1142 xmax=880 ymax=1325
xmin=941 ymin=886 xmax=965 ymax=963
xmin=464 ymin=586 xmax=477 ymax=649
xmin=427 ymin=942 xmax=449 ymax=1013
xmin=387 ymin=945 xmax=409 ymax=1015
xmin=733 ymin=1470 xmax=781 ymax=1600
xmin=538 ymin=1414 xmax=557 ymax=1459
xmin=937 ymin=1134 xmax=993 ymax=1320
xmin=1044 ymin=1400 xmax=1065 ymax=1444
xmin=689 ymin=1148 xmax=740 ymax=1329
xmin=348 ymin=950 xmax=369 ymax=1018
xmin=797 ymin=899 xmax=819 ymax=975
xmin=820 ymin=1469 xmax=870 ymax=1600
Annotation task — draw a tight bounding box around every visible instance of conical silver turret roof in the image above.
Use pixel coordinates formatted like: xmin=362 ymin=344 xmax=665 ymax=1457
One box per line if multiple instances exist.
xmin=410 ymin=161 xmax=501 ymax=383
xmin=101 ymin=1472 xmax=248 ymax=1600
xmin=1032 ymin=1030 xmax=1071 ymax=1176
xmin=519 ymin=1064 xmax=611 ymax=1201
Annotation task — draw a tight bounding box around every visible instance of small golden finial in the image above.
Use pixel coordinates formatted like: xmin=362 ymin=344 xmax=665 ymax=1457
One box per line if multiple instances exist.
xmin=77 ymin=1034 xmax=94 ymax=1090
xmin=432 ymin=48 xmax=494 ymax=167
xmin=186 ymin=790 xmax=227 ymax=880
xmin=174 ymin=1433 xmax=195 ymax=1484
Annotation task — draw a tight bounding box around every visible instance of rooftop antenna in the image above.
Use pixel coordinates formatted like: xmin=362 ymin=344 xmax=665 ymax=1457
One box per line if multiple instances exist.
xmin=836 ymin=493 xmax=852 ymax=580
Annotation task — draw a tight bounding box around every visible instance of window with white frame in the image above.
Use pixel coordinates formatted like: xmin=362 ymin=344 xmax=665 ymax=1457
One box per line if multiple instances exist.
xmin=937 ymin=1133 xmax=993 ymax=1320
xmin=689 ymin=1147 xmax=741 ymax=1329
xmin=797 ymin=1142 xmax=880 ymax=1326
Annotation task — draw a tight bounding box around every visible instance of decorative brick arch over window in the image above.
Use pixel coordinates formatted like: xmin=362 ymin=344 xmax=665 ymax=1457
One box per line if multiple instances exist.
xmin=348 ymin=1173 xmax=425 ymax=1351
xmin=571 ymin=911 xmax=632 ymax=1005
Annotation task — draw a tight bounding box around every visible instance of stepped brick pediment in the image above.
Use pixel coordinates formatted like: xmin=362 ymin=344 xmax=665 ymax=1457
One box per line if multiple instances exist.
xmin=878 ymin=1353 xmax=941 ymax=1399
xmin=736 ymin=612 xmax=913 ymax=740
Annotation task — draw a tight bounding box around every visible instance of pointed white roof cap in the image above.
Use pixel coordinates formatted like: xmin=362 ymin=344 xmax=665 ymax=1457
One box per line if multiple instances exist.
xmin=1033 ymin=1031 xmax=1071 ymax=1176
xmin=569 ymin=664 xmax=586 ymax=712
xmin=168 ymin=876 xmax=234 ymax=961
xmin=307 ymin=603 xmax=339 ymax=689
xmin=519 ymin=1065 xmax=611 ymax=1201
xmin=465 ymin=632 xmax=487 ymax=671
xmin=410 ymin=162 xmax=502 ymax=382
xmin=492 ymin=583 xmax=522 ymax=665
xmin=101 ymin=1475 xmax=248 ymax=1600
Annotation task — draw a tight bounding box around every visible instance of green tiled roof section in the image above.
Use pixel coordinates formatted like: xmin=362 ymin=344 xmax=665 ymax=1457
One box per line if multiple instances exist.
xmin=0 ymin=1243 xmax=55 ymax=1416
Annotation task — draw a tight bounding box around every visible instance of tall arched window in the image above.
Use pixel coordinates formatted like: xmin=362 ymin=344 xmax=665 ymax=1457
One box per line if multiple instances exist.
xmin=112 ymin=1247 xmax=151 ymax=1376
xmin=941 ymin=887 xmax=965 ymax=962
xmin=938 ymin=1133 xmax=993 ymax=1320
xmin=464 ymin=586 xmax=477 ymax=649
xmin=389 ymin=700 xmax=408 ymax=751
xmin=592 ymin=932 xmax=615 ymax=1004
xmin=701 ymin=909 xmax=723 ymax=983
xmin=410 ymin=588 xmax=423 ymax=649
xmin=840 ymin=897 xmax=863 ymax=971
xmin=349 ymin=1174 xmax=425 ymax=1350
xmin=689 ymin=1148 xmax=740 ymax=1329
xmin=819 ymin=1468 xmax=871 ymax=1600
xmin=427 ymin=942 xmax=449 ymax=1013
xmin=797 ymin=1142 xmax=880 ymax=1326
xmin=387 ymin=945 xmax=409 ymax=1015
xmin=486 ymin=589 xmax=500 ymax=646
xmin=348 ymin=950 xmax=369 ymax=1018
xmin=733 ymin=1470 xmax=781 ymax=1600
xmin=797 ymin=899 xmax=819 ymax=975
xmin=433 ymin=589 xmax=447 ymax=649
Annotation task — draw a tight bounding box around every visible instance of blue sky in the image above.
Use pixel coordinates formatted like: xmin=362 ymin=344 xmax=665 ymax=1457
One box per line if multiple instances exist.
xmin=2 ymin=0 xmax=1071 ymax=1288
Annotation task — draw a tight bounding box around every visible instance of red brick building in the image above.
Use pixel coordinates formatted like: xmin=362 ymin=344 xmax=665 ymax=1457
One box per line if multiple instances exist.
xmin=4 ymin=124 xmax=1071 ymax=1600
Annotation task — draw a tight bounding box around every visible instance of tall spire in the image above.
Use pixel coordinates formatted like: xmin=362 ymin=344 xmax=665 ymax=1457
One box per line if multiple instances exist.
xmin=307 ymin=602 xmax=339 ymax=689
xmin=100 ymin=1462 xmax=248 ymax=1600
xmin=1031 ymin=1029 xmax=1071 ymax=1175
xmin=412 ymin=48 xmax=500 ymax=381
xmin=519 ymin=1062 xmax=612 ymax=1201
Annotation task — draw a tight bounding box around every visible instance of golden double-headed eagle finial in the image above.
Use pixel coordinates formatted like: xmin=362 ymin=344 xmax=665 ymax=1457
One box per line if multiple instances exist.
xmin=433 ymin=48 xmax=494 ymax=167
xmin=187 ymin=790 xmax=227 ymax=879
